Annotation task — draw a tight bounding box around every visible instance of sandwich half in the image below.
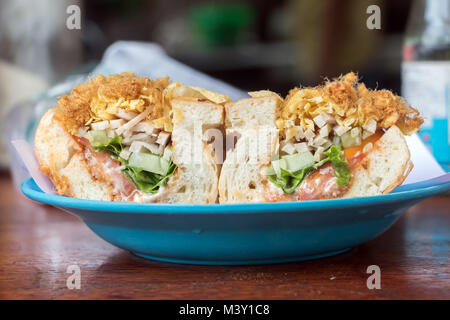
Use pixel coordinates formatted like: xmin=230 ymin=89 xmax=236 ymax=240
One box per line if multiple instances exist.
xmin=219 ymin=73 xmax=423 ymax=203
xmin=219 ymin=92 xmax=282 ymax=203
xmin=35 ymin=73 xmax=226 ymax=203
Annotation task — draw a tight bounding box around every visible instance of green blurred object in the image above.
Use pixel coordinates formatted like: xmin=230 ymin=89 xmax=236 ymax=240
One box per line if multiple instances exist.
xmin=188 ymin=3 xmax=254 ymax=47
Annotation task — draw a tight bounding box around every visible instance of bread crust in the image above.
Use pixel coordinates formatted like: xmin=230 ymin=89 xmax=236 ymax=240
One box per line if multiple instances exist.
xmin=219 ymin=96 xmax=281 ymax=203
xmin=343 ymin=125 xmax=412 ymax=198
xmin=35 ymin=97 xmax=224 ymax=203
xmin=260 ymin=126 xmax=412 ymax=202
xmin=35 ymin=95 xmax=414 ymax=203
xmin=219 ymin=92 xmax=413 ymax=204
xmin=35 ymin=108 xmax=116 ymax=200
xmin=159 ymin=98 xmax=224 ymax=203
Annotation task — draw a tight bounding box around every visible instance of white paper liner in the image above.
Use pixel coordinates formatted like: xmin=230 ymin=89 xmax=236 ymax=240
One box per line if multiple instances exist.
xmin=12 ymin=140 xmax=56 ymax=194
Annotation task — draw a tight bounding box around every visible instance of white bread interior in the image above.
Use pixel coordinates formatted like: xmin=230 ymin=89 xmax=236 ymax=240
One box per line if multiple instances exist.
xmin=35 ymin=108 xmax=114 ymax=200
xmin=34 ymin=100 xmax=412 ymax=203
xmin=219 ymin=99 xmax=412 ymax=203
xmin=158 ymin=98 xmax=224 ymax=203
xmin=34 ymin=98 xmax=224 ymax=203
xmin=344 ymin=125 xmax=412 ymax=197
xmin=219 ymin=96 xmax=281 ymax=203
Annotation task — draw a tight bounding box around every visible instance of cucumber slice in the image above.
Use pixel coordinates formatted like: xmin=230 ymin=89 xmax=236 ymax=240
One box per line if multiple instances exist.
xmin=263 ymin=166 xmax=276 ymax=176
xmin=160 ymin=156 xmax=170 ymax=175
xmin=271 ymin=158 xmax=287 ymax=177
xmin=129 ymin=152 xmax=170 ymax=175
xmin=281 ymin=151 xmax=314 ymax=172
xmin=86 ymin=130 xmax=109 ymax=148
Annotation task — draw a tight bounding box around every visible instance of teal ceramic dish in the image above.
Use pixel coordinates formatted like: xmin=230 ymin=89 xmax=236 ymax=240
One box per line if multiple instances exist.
xmin=22 ymin=174 xmax=450 ymax=265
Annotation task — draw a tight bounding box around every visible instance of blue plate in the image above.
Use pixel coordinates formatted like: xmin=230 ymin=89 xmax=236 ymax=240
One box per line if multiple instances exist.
xmin=21 ymin=174 xmax=450 ymax=265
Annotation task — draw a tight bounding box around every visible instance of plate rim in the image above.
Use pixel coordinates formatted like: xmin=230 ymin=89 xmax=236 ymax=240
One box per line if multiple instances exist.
xmin=21 ymin=176 xmax=450 ymax=214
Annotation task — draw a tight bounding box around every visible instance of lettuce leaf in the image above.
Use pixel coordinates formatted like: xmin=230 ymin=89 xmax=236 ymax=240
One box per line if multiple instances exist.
xmin=268 ymin=165 xmax=316 ymax=194
xmin=92 ymin=136 xmax=124 ymax=157
xmin=88 ymin=134 xmax=176 ymax=194
xmin=267 ymin=144 xmax=350 ymax=194
xmin=323 ymin=145 xmax=350 ymax=187
xmin=121 ymin=162 xmax=176 ymax=194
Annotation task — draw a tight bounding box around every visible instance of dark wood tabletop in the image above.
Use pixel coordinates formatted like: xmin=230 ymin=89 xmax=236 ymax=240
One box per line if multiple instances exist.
xmin=0 ymin=173 xmax=449 ymax=300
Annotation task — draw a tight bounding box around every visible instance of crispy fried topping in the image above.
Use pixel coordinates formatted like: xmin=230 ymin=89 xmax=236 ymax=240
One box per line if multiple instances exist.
xmin=280 ymin=72 xmax=423 ymax=137
xmin=55 ymin=73 xmax=170 ymax=134
xmin=54 ymin=72 xmax=229 ymax=134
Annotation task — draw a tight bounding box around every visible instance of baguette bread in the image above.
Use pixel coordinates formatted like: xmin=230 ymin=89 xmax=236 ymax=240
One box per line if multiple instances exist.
xmin=220 ymin=108 xmax=413 ymax=203
xmin=34 ymin=73 xmax=225 ymax=203
xmin=219 ymin=73 xmax=422 ymax=203
xmin=35 ymin=108 xmax=114 ymax=201
xmin=33 ymin=72 xmax=422 ymax=204
xmin=157 ymin=98 xmax=223 ymax=203
xmin=261 ymin=125 xmax=413 ymax=202
xmin=219 ymin=96 xmax=281 ymax=203
xmin=343 ymin=125 xmax=412 ymax=197
xmin=35 ymin=100 xmax=224 ymax=203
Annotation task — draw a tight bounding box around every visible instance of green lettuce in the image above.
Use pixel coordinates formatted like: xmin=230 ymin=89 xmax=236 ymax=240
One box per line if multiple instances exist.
xmin=324 ymin=145 xmax=351 ymax=187
xmin=267 ymin=145 xmax=350 ymax=194
xmin=88 ymin=134 xmax=177 ymax=194
xmin=121 ymin=162 xmax=176 ymax=194
xmin=268 ymin=165 xmax=316 ymax=194
xmin=92 ymin=136 xmax=124 ymax=158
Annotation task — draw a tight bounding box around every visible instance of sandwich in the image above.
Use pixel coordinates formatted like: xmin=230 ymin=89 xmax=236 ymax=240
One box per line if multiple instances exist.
xmin=35 ymin=72 xmax=423 ymax=204
xmin=34 ymin=72 xmax=227 ymax=203
xmin=219 ymin=72 xmax=423 ymax=203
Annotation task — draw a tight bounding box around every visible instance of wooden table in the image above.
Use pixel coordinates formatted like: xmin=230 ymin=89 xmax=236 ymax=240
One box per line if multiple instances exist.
xmin=0 ymin=173 xmax=449 ymax=300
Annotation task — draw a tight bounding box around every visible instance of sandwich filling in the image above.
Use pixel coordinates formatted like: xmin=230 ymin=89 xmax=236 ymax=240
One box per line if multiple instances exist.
xmin=54 ymin=72 xmax=228 ymax=200
xmin=264 ymin=73 xmax=423 ymax=198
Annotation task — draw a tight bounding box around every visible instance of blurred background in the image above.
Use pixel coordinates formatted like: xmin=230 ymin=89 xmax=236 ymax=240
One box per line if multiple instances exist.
xmin=0 ymin=0 xmax=412 ymax=93
xmin=1 ymin=0 xmax=449 ymax=172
